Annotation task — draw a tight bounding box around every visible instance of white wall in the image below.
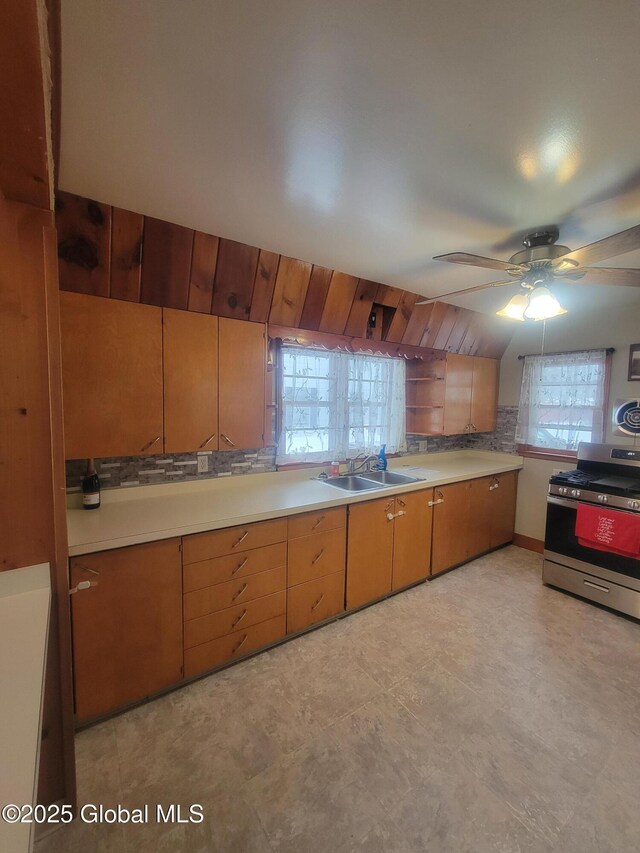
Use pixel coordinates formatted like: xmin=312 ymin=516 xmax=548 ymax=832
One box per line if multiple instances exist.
xmin=499 ymin=301 xmax=640 ymax=540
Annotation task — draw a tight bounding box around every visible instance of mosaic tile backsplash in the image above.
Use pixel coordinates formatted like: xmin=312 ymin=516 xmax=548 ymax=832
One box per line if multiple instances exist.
xmin=66 ymin=447 xmax=277 ymax=491
xmin=65 ymin=407 xmax=519 ymax=492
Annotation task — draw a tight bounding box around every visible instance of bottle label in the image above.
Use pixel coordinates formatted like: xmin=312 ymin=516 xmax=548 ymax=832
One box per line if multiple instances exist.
xmin=83 ymin=493 xmax=100 ymax=507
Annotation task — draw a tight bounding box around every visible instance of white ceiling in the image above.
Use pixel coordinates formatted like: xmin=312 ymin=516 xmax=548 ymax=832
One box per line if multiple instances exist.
xmin=60 ymin=0 xmax=640 ymax=316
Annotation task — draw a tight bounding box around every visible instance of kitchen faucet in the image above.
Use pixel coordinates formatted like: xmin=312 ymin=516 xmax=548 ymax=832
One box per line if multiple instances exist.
xmin=346 ymin=453 xmax=380 ymax=474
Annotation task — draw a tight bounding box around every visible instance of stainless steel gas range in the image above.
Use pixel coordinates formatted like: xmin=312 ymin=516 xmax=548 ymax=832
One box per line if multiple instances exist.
xmin=543 ymin=442 xmax=640 ymax=618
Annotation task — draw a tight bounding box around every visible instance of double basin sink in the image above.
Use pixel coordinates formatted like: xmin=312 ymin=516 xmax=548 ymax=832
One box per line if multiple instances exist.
xmin=321 ymin=470 xmax=423 ymax=492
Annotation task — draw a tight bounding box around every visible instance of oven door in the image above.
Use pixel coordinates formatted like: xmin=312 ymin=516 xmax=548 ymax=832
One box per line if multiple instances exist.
xmin=545 ymin=496 xmax=640 ymax=587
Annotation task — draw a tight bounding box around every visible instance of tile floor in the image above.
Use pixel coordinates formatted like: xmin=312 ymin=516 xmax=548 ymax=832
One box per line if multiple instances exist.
xmin=37 ymin=546 xmax=640 ymax=852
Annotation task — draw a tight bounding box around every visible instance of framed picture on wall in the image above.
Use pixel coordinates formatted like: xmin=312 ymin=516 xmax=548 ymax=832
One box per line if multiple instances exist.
xmin=629 ymin=344 xmax=640 ymax=381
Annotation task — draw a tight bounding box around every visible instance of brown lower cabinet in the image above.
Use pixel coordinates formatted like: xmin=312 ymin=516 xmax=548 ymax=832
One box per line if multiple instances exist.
xmin=346 ymin=489 xmax=434 ymax=609
xmin=70 ymin=473 xmax=518 ymax=721
xmin=70 ymin=539 xmax=183 ymax=723
xmin=431 ymin=471 xmax=519 ymax=575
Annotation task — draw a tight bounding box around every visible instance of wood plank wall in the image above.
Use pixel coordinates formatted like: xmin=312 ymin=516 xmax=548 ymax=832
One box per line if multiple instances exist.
xmin=55 ymin=191 xmax=514 ymax=359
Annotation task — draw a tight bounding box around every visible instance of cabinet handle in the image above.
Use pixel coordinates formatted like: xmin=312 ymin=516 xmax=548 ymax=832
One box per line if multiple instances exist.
xmin=141 ymin=435 xmax=161 ymax=452
xmin=470 ymin=423 xmax=477 ymax=431
xmin=69 ymin=580 xmax=97 ymax=594
xmin=397 ymin=498 xmax=406 ymax=508
xmin=199 ymin=433 xmax=216 ymax=449
xmin=311 ymin=593 xmax=325 ymax=611
xmin=231 ymin=557 xmax=248 ymax=576
xmin=311 ymin=548 xmax=325 ymax=565
xmin=232 ymin=530 xmax=249 ymax=548
xmin=427 ymin=498 xmax=444 ymax=506
xmin=232 ymin=634 xmax=248 ymax=654
xmin=387 ymin=510 xmax=406 ymax=520
xmin=387 ymin=512 xmax=395 ymax=521
xmin=221 ymin=433 xmax=236 ymax=447
xmin=232 ymin=582 xmax=248 ymax=602
xmin=312 ymin=515 xmax=325 ymax=530
xmin=232 ymin=608 xmax=248 ymax=628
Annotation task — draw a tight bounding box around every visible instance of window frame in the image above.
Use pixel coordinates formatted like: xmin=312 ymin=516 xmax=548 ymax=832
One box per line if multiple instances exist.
xmin=276 ymin=344 xmax=406 ymax=466
xmin=515 ymin=348 xmax=612 ymax=461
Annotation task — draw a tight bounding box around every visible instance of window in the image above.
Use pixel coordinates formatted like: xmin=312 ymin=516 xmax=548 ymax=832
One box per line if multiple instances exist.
xmin=277 ymin=346 xmax=406 ymax=464
xmin=515 ymin=349 xmax=610 ymax=454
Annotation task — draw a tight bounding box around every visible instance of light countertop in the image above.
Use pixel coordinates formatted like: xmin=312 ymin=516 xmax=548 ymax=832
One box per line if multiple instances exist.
xmin=67 ymin=450 xmax=523 ymax=556
xmin=0 ymin=563 xmax=50 ymax=853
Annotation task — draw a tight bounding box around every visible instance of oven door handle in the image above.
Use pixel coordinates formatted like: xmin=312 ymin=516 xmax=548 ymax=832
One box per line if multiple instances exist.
xmin=547 ymin=496 xmax=578 ymax=509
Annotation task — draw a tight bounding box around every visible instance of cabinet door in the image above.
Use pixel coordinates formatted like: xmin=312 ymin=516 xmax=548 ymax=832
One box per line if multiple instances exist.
xmin=70 ymin=539 xmax=183 ymax=722
xmin=443 ymin=353 xmax=473 ymax=435
xmin=60 ymin=292 xmax=163 ymax=458
xmin=392 ymin=490 xmax=433 ymax=590
xmin=346 ymin=497 xmax=394 ymax=608
xmin=490 ymin=471 xmax=518 ymax=548
xmin=163 ymin=309 xmax=218 ymax=452
xmin=431 ymin=481 xmax=471 ymax=574
xmin=466 ymin=476 xmax=493 ymax=559
xmin=218 ymin=318 xmax=266 ymax=450
xmin=471 ymin=357 xmax=498 ymax=433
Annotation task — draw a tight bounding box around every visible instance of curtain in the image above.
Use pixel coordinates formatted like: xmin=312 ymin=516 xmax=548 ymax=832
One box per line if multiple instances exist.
xmin=515 ymin=349 xmax=608 ymax=451
xmin=277 ymin=347 xmax=406 ymax=464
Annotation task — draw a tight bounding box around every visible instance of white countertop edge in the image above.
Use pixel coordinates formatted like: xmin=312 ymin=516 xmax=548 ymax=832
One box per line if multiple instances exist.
xmin=68 ymin=451 xmax=523 ymax=556
xmin=0 ymin=563 xmax=51 ymax=853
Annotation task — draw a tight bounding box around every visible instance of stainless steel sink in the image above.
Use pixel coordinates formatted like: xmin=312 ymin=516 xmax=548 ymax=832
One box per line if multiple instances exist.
xmin=321 ymin=475 xmax=382 ymax=492
xmin=358 ymin=470 xmax=422 ymax=485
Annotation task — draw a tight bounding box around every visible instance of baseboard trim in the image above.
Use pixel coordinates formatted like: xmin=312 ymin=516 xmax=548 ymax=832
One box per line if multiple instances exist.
xmin=512 ymin=533 xmax=544 ymax=553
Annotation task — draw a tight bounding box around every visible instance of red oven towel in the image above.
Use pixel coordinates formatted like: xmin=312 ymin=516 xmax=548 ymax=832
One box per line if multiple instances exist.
xmin=575 ymin=503 xmax=640 ymax=559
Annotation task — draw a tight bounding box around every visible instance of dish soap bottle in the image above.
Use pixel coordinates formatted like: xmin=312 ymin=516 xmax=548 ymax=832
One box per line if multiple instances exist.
xmin=82 ymin=458 xmax=101 ymax=510
xmin=377 ymin=444 xmax=388 ymax=471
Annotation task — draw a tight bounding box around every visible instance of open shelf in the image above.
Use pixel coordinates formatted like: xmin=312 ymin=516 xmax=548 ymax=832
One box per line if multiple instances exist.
xmin=405 ymin=354 xmax=446 ymax=435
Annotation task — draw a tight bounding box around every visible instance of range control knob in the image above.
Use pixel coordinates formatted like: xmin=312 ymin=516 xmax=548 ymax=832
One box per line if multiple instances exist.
xmin=597 ymin=494 xmax=609 ymax=504
xmin=570 ymin=489 xmax=581 ymax=498
xmin=628 ymin=499 xmax=640 ymax=511
xmin=559 ymin=486 xmax=568 ymax=495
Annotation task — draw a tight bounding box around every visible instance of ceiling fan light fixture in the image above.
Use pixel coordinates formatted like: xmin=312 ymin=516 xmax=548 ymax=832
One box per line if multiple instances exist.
xmin=523 ymin=286 xmax=567 ymax=320
xmin=496 ymin=293 xmax=528 ymax=320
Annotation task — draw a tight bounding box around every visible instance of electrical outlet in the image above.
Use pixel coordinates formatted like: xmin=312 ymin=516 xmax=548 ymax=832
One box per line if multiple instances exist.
xmin=418 ymin=440 xmax=429 ymax=452
xmin=197 ymin=455 xmax=209 ymax=474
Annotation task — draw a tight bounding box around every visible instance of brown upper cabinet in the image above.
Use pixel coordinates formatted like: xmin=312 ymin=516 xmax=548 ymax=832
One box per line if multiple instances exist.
xmin=163 ymin=309 xmax=218 ymax=453
xmin=442 ymin=354 xmax=498 ymax=435
xmin=218 ymin=317 xmax=266 ymax=450
xmin=60 ymin=292 xmax=164 ymax=459
xmin=60 ymin=294 xmax=267 ymax=459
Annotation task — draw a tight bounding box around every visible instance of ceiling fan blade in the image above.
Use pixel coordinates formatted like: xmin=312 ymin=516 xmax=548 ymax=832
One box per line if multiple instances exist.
xmin=416 ymin=280 xmax=515 ymax=304
xmin=564 ymin=267 xmax=640 ymax=287
xmin=556 ymin=224 xmax=640 ymax=267
xmin=433 ymin=252 xmax=525 ymax=273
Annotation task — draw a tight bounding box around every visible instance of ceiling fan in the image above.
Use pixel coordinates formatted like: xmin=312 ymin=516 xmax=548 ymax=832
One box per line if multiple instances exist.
xmin=417 ymin=224 xmax=640 ymax=320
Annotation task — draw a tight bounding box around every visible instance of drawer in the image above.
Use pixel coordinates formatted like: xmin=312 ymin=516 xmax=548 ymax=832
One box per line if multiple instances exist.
xmin=184 ymin=591 xmax=286 ymax=649
xmin=287 ymin=570 xmax=345 ymax=634
xmin=183 ymin=566 xmax=286 ymax=621
xmin=184 ymin=542 xmax=286 ymax=592
xmin=288 ymin=527 xmax=346 ymax=586
xmin=288 ymin=506 xmax=346 ymax=539
xmin=183 ymin=518 xmax=287 ymax=564
xmin=184 ymin=614 xmax=286 ymax=678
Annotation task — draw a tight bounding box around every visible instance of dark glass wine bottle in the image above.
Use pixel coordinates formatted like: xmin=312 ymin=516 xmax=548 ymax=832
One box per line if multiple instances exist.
xmin=82 ymin=458 xmax=101 ymax=510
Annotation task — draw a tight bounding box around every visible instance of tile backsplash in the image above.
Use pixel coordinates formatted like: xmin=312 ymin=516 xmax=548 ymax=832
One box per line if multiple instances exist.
xmin=66 ymin=447 xmax=277 ymax=491
xmin=65 ymin=406 xmax=519 ymax=492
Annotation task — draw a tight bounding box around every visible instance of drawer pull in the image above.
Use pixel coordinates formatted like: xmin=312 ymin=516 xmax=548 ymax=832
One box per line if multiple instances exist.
xmin=199 ymin=432 xmax=216 ymax=449
xmin=311 ymin=548 xmax=325 ymax=565
xmin=232 ymin=530 xmax=250 ymax=548
xmin=312 ymin=515 xmax=326 ymax=530
xmin=221 ymin=433 xmax=236 ymax=447
xmin=232 ymin=608 xmax=248 ymax=628
xmin=141 ymin=435 xmax=161 ymax=452
xmin=69 ymin=580 xmax=97 ymax=594
xmin=231 ymin=557 xmax=249 ymax=576
xmin=311 ymin=593 xmax=325 ymax=611
xmin=232 ymin=582 xmax=248 ymax=602
xmin=583 ymin=579 xmax=610 ymax=594
xmin=232 ymin=634 xmax=248 ymax=654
